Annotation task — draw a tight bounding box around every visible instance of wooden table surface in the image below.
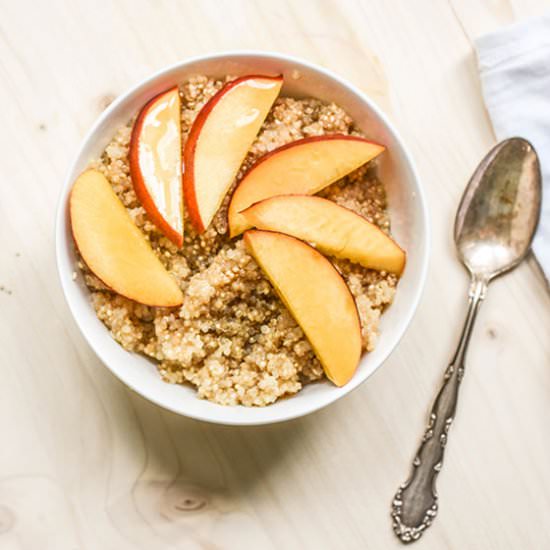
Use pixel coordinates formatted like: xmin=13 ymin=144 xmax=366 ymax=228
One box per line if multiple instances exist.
xmin=1 ymin=1 xmax=550 ymax=548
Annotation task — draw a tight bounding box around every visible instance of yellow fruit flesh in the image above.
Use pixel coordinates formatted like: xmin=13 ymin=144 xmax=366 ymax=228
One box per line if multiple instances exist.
xmin=193 ymin=77 xmax=282 ymax=229
xmin=242 ymin=195 xmax=405 ymax=274
xmin=70 ymin=170 xmax=183 ymax=307
xmin=244 ymin=230 xmax=362 ymax=386
xmin=136 ymin=88 xmax=183 ymax=237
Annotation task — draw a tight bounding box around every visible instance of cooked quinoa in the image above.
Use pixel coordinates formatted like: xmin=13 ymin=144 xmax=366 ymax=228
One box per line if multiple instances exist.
xmin=80 ymin=75 xmax=398 ymax=407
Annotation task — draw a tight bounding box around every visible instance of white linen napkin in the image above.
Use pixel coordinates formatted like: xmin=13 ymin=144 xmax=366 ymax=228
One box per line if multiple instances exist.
xmin=475 ymin=13 xmax=550 ymax=277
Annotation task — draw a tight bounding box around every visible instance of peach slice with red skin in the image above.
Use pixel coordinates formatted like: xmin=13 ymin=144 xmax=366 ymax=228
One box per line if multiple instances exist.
xmin=241 ymin=195 xmax=406 ymax=274
xmin=228 ymin=135 xmax=385 ymax=237
xmin=129 ymin=86 xmax=184 ymax=247
xmin=243 ymin=229 xmax=362 ymax=387
xmin=183 ymin=74 xmax=283 ymax=233
xmin=70 ymin=169 xmax=183 ymax=307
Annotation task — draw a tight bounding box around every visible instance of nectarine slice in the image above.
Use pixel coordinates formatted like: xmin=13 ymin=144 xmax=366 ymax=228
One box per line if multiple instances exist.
xmin=130 ymin=87 xmax=184 ymax=247
xmin=228 ymin=135 xmax=385 ymax=237
xmin=241 ymin=195 xmax=405 ymax=274
xmin=244 ymin=230 xmax=362 ymax=386
xmin=183 ymin=75 xmax=283 ymax=233
xmin=70 ymin=169 xmax=183 ymax=307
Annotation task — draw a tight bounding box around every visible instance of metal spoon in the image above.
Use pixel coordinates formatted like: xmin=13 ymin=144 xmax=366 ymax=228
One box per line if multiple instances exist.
xmin=391 ymin=138 xmax=542 ymax=543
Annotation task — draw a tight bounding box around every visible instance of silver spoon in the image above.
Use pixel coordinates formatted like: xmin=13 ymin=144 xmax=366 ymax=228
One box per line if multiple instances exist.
xmin=391 ymin=138 xmax=542 ymax=543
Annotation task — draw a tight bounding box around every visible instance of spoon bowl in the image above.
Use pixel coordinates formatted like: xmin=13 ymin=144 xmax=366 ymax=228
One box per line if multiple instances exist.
xmin=455 ymin=138 xmax=541 ymax=280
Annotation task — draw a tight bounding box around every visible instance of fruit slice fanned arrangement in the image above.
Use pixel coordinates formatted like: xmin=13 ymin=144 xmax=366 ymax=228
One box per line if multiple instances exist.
xmin=70 ymin=73 xmax=406 ymax=389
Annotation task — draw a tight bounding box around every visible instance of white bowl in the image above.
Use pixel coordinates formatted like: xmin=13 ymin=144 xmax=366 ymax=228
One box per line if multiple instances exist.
xmin=55 ymin=51 xmax=429 ymax=426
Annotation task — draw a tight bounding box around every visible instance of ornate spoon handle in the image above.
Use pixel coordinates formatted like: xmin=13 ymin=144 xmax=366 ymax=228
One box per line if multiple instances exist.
xmin=391 ymin=275 xmax=488 ymax=543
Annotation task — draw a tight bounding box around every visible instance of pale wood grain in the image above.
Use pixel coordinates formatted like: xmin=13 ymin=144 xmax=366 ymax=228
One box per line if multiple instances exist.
xmin=1 ymin=0 xmax=550 ymax=548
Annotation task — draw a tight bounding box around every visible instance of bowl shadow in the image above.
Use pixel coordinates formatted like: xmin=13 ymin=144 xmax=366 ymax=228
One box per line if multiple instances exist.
xmin=103 ymin=385 xmax=313 ymax=546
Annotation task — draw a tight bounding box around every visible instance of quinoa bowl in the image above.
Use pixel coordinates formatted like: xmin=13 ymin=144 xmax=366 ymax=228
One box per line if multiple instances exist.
xmin=56 ymin=52 xmax=429 ymax=425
